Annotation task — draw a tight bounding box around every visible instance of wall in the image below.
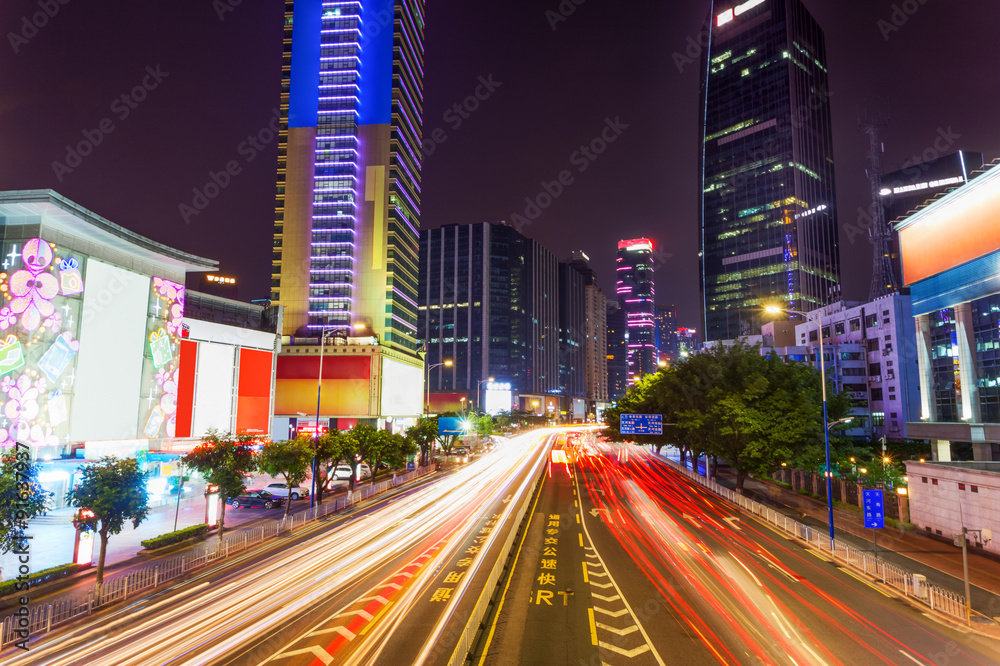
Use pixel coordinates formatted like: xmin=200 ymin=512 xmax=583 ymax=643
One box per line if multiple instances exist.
xmin=904 ymin=462 xmax=1000 ymax=556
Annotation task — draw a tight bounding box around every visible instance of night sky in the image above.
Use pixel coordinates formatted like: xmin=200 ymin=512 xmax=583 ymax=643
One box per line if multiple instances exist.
xmin=1 ymin=0 xmax=997 ymax=332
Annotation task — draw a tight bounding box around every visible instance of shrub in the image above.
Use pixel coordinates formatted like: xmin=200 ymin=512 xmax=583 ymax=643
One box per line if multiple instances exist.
xmin=140 ymin=524 xmax=210 ymax=550
xmin=0 ymin=563 xmax=84 ymax=598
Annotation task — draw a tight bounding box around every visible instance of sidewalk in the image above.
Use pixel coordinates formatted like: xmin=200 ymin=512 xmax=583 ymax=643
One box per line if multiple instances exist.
xmin=0 ymin=473 xmax=354 ymax=580
xmin=654 ymin=448 xmax=1000 ymax=622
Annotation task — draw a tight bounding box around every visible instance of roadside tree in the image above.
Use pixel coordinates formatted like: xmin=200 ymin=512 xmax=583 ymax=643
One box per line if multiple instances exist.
xmin=183 ymin=430 xmax=257 ymax=539
xmin=258 ymin=438 xmax=313 ymax=516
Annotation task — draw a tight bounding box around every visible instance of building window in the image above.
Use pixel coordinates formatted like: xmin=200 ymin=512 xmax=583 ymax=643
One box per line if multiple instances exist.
xmin=891 ymin=412 xmax=897 ymax=418
xmin=850 ymin=318 xmax=861 ymax=332
xmin=972 ymin=485 xmax=979 ymax=493
xmin=872 ymin=411 xmax=885 ymax=426
xmin=865 ymin=314 xmax=878 ymax=328
xmin=822 ymin=326 xmax=830 ymax=339
xmin=932 ymin=478 xmax=938 ymax=485
xmin=871 ymin=388 xmax=884 ymax=401
xmin=921 ymin=477 xmax=927 ymax=483
xmin=869 ymin=363 xmax=881 ymax=375
xmin=959 ymin=483 xmax=966 ymax=490
xmin=867 ymin=339 xmax=880 ymax=352
xmin=835 ymin=322 xmax=845 ymax=335
xmin=809 ymin=330 xmax=818 ymax=342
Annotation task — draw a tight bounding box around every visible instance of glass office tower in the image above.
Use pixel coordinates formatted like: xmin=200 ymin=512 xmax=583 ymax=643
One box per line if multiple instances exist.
xmin=699 ymin=0 xmax=840 ymax=341
xmin=272 ymin=0 xmax=425 ymax=353
xmin=616 ymin=239 xmax=657 ymax=385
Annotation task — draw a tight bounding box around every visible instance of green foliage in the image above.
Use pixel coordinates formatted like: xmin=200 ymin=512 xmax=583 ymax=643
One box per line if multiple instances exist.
xmin=66 ymin=456 xmax=150 ymax=585
xmin=0 ymin=451 xmax=50 ymax=555
xmin=258 ymin=438 xmax=313 ymax=515
xmin=0 ymin=563 xmax=84 ymax=598
xmin=476 ymin=415 xmax=494 ymax=438
xmin=407 ymin=419 xmax=438 ymax=466
xmin=607 ymin=340 xmax=855 ymax=493
xmin=183 ymin=430 xmax=257 ymax=538
xmin=140 ymin=524 xmax=210 ymax=550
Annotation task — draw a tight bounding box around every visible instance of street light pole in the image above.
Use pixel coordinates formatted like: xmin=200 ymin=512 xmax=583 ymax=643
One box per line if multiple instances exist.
xmin=767 ymin=305 xmax=836 ymax=547
xmin=311 ymin=328 xmax=335 ymax=509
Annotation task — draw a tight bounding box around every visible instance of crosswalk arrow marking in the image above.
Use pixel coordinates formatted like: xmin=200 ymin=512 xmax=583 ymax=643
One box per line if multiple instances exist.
xmin=595 ymin=622 xmax=638 ymax=636
xmin=593 ymin=606 xmax=629 ymax=618
xmin=590 ymin=593 xmax=621 ymax=602
xmin=589 ymin=581 xmax=614 ymax=589
xmin=598 ymin=642 xmax=651 ymax=658
xmin=275 ymin=646 xmax=335 ymax=664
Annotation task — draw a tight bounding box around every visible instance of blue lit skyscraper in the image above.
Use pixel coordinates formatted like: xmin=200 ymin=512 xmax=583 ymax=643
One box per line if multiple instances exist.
xmin=699 ymin=0 xmax=840 ymax=341
xmin=616 ymin=239 xmax=656 ymax=385
xmin=273 ymin=0 xmax=425 ymax=354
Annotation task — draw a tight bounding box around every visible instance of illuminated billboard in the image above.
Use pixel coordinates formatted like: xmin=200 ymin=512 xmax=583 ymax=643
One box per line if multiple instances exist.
xmin=380 ymin=358 xmax=423 ymax=417
xmin=897 ymin=165 xmax=1000 ymax=286
xmin=483 ymin=381 xmax=513 ymax=415
xmin=275 ymin=355 xmax=371 ymax=417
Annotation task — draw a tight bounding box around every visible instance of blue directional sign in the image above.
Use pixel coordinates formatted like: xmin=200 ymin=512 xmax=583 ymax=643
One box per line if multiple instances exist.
xmin=862 ymin=488 xmax=885 ymax=529
xmin=620 ymin=413 xmax=663 ymax=436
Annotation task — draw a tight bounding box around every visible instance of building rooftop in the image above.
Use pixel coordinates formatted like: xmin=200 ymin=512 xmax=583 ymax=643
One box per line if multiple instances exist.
xmin=908 ymin=461 xmax=1000 ymax=475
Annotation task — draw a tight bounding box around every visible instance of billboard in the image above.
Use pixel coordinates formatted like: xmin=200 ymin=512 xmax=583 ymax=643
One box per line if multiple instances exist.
xmin=236 ymin=348 xmax=273 ymax=434
xmin=483 ymin=381 xmax=512 ymax=415
xmin=380 ymin=358 xmax=423 ymax=417
xmin=438 ymin=417 xmax=466 ymax=436
xmin=275 ymin=355 xmax=371 ymax=417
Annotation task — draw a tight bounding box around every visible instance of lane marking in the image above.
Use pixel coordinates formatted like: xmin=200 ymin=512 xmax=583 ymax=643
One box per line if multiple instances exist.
xmin=359 ymin=600 xmax=393 ymax=636
xmin=274 ymin=646 xmax=334 ymax=664
xmin=589 ymin=581 xmax=614 ymax=589
xmin=899 ymin=650 xmax=931 ymax=666
xmin=806 ymin=550 xmax=831 ymax=563
xmin=591 ymin=593 xmax=622 ymax=603
xmin=599 ymin=642 xmax=651 ymax=658
xmin=838 ymin=567 xmax=893 ymax=598
xmin=307 ymin=626 xmax=357 ymax=639
xmin=588 ymin=608 xmax=598 ymax=645
xmin=582 ymin=561 xmax=589 ymax=583
xmin=593 ymin=606 xmax=630 ymax=618
xmin=596 ymin=622 xmax=639 ymax=636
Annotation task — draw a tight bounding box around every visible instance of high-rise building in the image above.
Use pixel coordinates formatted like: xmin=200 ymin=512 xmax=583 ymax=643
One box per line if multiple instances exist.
xmin=565 ymin=251 xmax=608 ymax=406
xmin=616 ymin=239 xmax=656 ymax=384
xmin=654 ymin=304 xmax=678 ymax=364
xmin=558 ymin=262 xmax=586 ymax=399
xmin=418 ymin=223 xmax=559 ymax=398
xmin=606 ymin=301 xmax=628 ymax=400
xmin=272 ymin=0 xmax=425 ymax=354
xmin=699 ymin=0 xmax=840 ymax=341
xmin=677 ymin=327 xmax=698 ymax=356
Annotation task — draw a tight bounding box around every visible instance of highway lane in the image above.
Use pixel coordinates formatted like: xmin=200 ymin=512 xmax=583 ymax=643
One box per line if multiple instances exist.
xmin=576 ymin=442 xmax=1000 ymax=666
xmin=1 ymin=429 xmax=554 ymax=666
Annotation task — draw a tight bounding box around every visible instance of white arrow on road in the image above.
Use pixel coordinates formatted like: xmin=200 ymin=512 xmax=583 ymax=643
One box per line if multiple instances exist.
xmin=723 ymin=517 xmax=742 ymax=531
xmin=502 ymin=494 xmax=512 ymax=504
xmin=589 ymin=508 xmax=608 ymax=518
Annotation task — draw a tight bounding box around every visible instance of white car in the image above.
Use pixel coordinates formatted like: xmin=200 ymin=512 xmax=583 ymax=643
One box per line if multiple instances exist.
xmin=263 ymin=482 xmax=310 ymax=500
xmin=332 ymin=464 xmax=372 ymax=481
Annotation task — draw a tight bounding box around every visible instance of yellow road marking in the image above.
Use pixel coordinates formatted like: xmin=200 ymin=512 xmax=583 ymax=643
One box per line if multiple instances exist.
xmin=839 ymin=568 xmax=893 ymax=598
xmin=588 ymin=608 xmax=598 ymax=645
xmin=359 ymin=600 xmax=393 ymax=636
xmin=807 ymin=550 xmax=831 ymax=562
xmin=579 ymin=533 xmax=584 ymax=547
xmin=582 ymin=561 xmax=589 ymax=583
xmin=576 ymin=513 xmax=580 ymax=523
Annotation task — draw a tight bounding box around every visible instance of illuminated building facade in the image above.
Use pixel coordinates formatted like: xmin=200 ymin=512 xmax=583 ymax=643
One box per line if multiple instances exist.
xmin=272 ymin=0 xmax=425 ymax=354
xmin=616 ymin=239 xmax=656 ymax=384
xmin=606 ymin=301 xmax=628 ymax=400
xmin=418 ymin=223 xmax=559 ymax=400
xmin=654 ymin=304 xmax=678 ymax=364
xmin=699 ymin=0 xmax=840 ymax=341
xmin=897 ymin=159 xmax=1000 ymax=462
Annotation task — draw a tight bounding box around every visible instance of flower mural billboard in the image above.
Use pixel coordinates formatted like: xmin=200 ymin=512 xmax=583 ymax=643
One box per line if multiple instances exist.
xmin=138 ymin=277 xmax=185 ymax=439
xmin=0 ymin=238 xmax=85 ymax=450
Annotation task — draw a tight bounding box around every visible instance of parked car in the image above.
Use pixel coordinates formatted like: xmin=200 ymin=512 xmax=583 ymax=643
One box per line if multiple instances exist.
xmin=227 ymin=490 xmax=285 ymax=509
xmin=263 ymin=482 xmax=310 ymax=500
xmin=332 ymin=463 xmax=372 ymax=481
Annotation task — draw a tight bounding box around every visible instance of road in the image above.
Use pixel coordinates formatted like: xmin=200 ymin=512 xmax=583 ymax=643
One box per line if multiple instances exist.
xmin=483 ymin=435 xmax=1000 ymax=666
xmin=1 ymin=430 xmax=554 ymax=666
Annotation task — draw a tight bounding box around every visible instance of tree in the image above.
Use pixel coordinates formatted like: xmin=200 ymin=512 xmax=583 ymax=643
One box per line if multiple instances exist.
xmin=183 ymin=430 xmax=256 ymax=539
xmin=477 ymin=414 xmax=494 ymax=440
xmin=0 ymin=451 xmax=50 ymax=555
xmin=258 ymin=439 xmax=312 ymax=516
xmin=407 ymin=419 xmax=438 ymax=467
xmin=66 ymin=457 xmax=149 ymax=587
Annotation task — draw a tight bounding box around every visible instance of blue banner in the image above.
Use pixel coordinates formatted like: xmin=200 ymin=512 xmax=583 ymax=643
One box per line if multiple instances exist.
xmin=862 ymin=488 xmax=885 ymax=529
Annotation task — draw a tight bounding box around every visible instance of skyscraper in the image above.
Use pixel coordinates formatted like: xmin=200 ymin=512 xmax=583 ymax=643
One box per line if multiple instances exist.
xmin=606 ymin=301 xmax=628 ymax=400
xmin=699 ymin=0 xmax=840 ymax=341
xmin=272 ymin=0 xmax=425 ymax=354
xmin=418 ymin=223 xmax=559 ymax=397
xmin=654 ymin=304 xmax=678 ymax=364
xmin=616 ymin=239 xmax=656 ymax=385
xmin=565 ymin=251 xmax=608 ymax=407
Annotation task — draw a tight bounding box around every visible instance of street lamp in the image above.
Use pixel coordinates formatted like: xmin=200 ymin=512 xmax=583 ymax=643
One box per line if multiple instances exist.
xmin=311 ymin=327 xmax=339 ymax=508
xmin=423 ymin=358 xmax=453 ymax=418
xmin=766 ymin=304 xmax=837 ymax=546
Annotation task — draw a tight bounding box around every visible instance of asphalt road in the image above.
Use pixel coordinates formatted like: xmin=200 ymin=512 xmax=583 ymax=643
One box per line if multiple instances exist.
xmin=0 ymin=430 xmax=554 ymax=666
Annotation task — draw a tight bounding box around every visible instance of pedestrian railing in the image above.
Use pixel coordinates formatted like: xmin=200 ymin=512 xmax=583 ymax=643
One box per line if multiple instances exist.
xmin=0 ymin=466 xmax=434 ymax=649
xmin=663 ymin=458 xmax=969 ymax=623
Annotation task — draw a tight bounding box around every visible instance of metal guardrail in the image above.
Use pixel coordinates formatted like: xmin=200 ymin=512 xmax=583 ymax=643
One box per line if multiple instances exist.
xmin=665 ymin=459 xmax=968 ymax=622
xmin=0 ymin=466 xmax=434 ymax=649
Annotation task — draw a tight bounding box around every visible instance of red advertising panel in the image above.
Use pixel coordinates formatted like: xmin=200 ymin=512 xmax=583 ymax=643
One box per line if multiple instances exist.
xmin=174 ymin=339 xmax=198 ymax=438
xmin=236 ymin=348 xmax=273 ymax=435
xmin=275 ymin=355 xmax=371 ymax=417
xmin=899 ymin=173 xmax=1000 ymax=285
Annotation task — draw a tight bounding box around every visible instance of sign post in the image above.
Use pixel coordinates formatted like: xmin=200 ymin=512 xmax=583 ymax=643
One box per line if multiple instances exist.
xmin=862 ymin=488 xmax=885 ymax=560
